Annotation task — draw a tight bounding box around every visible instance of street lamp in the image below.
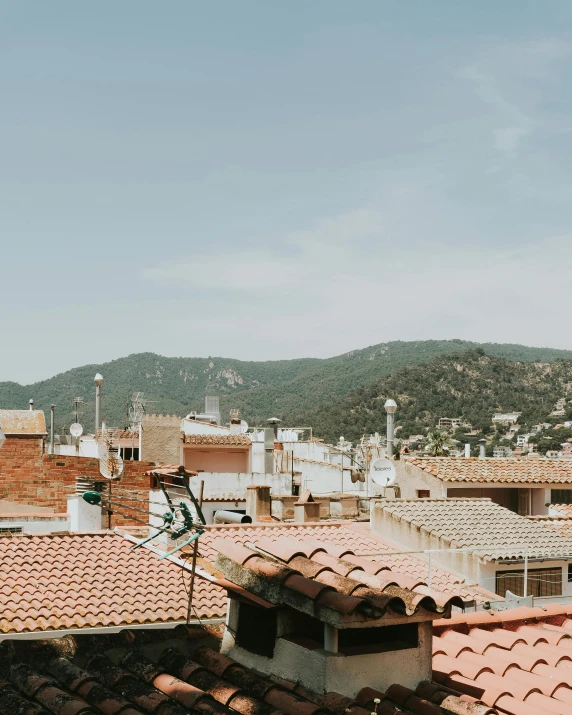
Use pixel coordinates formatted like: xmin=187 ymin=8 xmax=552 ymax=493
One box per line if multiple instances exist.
xmin=384 ymin=399 xmax=397 ymax=459
xmin=94 ymin=373 xmax=103 ymax=433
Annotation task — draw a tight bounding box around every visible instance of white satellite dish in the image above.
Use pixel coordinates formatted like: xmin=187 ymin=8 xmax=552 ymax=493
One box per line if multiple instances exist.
xmin=240 ymin=420 xmax=249 ymax=434
xmin=69 ymin=423 xmax=83 ymax=438
xmin=99 ymin=451 xmax=124 ymax=480
xmin=370 ymin=457 xmax=396 ymax=487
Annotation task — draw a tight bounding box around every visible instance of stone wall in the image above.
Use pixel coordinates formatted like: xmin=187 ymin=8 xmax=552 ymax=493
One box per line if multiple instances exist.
xmin=141 ymin=414 xmax=181 ymax=465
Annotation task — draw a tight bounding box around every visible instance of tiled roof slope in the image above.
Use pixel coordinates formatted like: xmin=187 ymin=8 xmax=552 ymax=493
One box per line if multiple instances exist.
xmin=0 ymin=532 xmax=226 ymax=634
xmin=404 ymin=456 xmax=572 ymax=483
xmin=0 ymin=627 xmax=484 ymax=715
xmin=0 ymin=409 xmax=47 ymax=435
xmin=379 ymin=498 xmax=572 ymax=560
xmin=195 ymin=522 xmax=496 ymax=603
xmin=216 ymin=536 xmax=464 ymax=618
xmin=432 ymin=604 xmax=572 ymax=715
xmin=183 ymin=433 xmax=251 ymax=446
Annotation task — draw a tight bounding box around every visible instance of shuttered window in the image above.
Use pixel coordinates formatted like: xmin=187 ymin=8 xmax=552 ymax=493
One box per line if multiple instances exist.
xmin=495 ymin=567 xmax=562 ymax=598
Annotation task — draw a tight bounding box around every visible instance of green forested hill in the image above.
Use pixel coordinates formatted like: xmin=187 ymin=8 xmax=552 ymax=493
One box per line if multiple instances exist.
xmin=297 ymin=350 xmax=572 ymax=444
xmin=1 ymin=340 xmax=571 ymax=436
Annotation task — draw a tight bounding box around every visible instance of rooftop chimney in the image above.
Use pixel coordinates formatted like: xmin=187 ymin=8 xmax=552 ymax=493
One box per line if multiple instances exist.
xmin=246 ymin=485 xmax=272 ymax=522
xmin=478 ymin=439 xmax=486 ymax=459
xmin=465 ymin=443 xmax=471 ymax=458
xmin=94 ymin=373 xmax=103 ymax=432
xmin=29 ymin=399 xmax=34 ymax=411
xmin=294 ymin=489 xmax=321 ymax=522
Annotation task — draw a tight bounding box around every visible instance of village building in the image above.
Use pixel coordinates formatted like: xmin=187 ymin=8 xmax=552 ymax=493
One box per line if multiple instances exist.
xmin=372 ymin=498 xmax=572 ymax=601
xmin=394 ymin=456 xmax=572 ymax=515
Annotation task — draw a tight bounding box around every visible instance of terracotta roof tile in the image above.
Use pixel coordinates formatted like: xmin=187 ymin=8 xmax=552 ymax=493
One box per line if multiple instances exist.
xmin=404 ymin=456 xmax=572 ymax=484
xmin=196 ymin=522 xmax=496 ymax=604
xmin=378 ymin=498 xmax=572 ymax=561
xmin=0 ymin=409 xmax=46 ymax=435
xmin=0 ymin=532 xmax=227 ymax=634
xmin=183 ymin=433 xmax=251 ymax=446
xmin=432 ymin=607 xmax=572 ymax=714
xmin=216 ymin=534 xmax=464 ymax=618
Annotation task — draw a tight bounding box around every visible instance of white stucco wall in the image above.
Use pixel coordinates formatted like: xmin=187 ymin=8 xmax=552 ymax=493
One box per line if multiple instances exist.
xmin=221 ymin=599 xmax=432 ymax=696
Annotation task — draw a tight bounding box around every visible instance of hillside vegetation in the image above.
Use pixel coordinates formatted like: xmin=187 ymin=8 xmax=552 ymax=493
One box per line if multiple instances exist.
xmin=1 ymin=340 xmax=571 ymax=437
xmin=297 ymin=350 xmax=572 ymax=444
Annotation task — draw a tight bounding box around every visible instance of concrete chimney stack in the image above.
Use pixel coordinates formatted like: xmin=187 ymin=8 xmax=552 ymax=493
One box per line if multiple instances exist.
xmin=465 ymin=443 xmax=471 ymax=458
xmin=246 ymin=485 xmax=271 ymax=522
xmin=478 ymin=439 xmax=486 ymax=459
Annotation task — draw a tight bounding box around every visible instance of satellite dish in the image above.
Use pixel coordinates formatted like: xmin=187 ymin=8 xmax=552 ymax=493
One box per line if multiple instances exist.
xmin=240 ymin=420 xmax=249 ymax=434
xmin=99 ymin=451 xmax=124 ymax=480
xmin=370 ymin=457 xmax=396 ymax=487
xmin=70 ymin=423 xmax=83 ymax=438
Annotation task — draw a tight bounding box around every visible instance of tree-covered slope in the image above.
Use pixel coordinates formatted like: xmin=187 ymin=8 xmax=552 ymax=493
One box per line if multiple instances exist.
xmin=297 ymin=350 xmax=572 ymax=444
xmin=1 ymin=340 xmax=571 ymax=435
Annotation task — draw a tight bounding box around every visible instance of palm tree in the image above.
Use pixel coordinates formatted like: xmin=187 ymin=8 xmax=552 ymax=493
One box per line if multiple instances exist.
xmin=425 ymin=429 xmax=455 ymax=456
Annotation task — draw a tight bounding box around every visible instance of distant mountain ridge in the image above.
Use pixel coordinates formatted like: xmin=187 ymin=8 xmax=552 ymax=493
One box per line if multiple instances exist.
xmin=1 ymin=340 xmax=571 ymax=436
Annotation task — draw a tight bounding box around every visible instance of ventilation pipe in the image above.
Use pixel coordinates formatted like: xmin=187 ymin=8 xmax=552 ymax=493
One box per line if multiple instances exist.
xmin=465 ymin=443 xmax=471 ymax=458
xmin=478 ymin=439 xmax=486 ymax=459
xmin=213 ymin=510 xmax=252 ymax=524
xmin=50 ymin=405 xmax=55 ymax=455
xmin=94 ymin=373 xmax=103 ymax=432
xmin=29 ymin=399 xmax=34 ymax=411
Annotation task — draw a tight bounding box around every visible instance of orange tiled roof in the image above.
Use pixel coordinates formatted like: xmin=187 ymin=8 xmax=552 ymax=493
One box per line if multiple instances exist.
xmin=196 ymin=521 xmax=496 ymax=603
xmin=0 ymin=532 xmax=226 ymax=634
xmin=216 ymin=534 xmax=464 ymax=618
xmin=432 ymin=604 xmax=572 ymax=715
xmin=404 ymin=455 xmax=572 ymax=484
xmin=0 ymin=626 xmax=476 ymax=715
xmin=183 ymin=433 xmax=251 ymax=446
xmin=0 ymin=409 xmax=47 ymax=435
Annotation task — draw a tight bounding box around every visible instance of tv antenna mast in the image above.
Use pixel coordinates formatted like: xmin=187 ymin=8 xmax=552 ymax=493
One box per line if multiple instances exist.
xmin=82 ymin=466 xmax=206 ymax=559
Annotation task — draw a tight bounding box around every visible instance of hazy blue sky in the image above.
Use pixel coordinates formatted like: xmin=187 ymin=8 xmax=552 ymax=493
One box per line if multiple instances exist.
xmin=2 ymin=1 xmax=572 ymax=383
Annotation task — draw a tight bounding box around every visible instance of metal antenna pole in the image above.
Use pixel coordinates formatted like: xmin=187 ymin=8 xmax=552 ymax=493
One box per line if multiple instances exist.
xmin=186 ymin=479 xmax=204 ymax=624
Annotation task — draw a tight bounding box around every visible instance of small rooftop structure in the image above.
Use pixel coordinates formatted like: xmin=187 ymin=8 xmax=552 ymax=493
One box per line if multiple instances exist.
xmin=0 ymin=409 xmax=47 ymax=436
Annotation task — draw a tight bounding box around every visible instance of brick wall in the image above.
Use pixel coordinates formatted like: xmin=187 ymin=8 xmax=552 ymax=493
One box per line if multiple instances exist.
xmin=0 ymin=436 xmax=154 ymax=526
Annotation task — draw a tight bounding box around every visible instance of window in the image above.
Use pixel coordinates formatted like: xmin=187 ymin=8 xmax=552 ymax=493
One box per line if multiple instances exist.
xmin=551 ymin=490 xmax=572 ymax=504
xmin=0 ymin=527 xmax=23 ymax=534
xmin=495 ymin=567 xmax=562 ymax=598
xmin=417 ymin=490 xmax=430 ymax=498
xmin=236 ymin=603 xmax=277 ymax=657
xmin=568 ymin=564 xmax=572 ymax=583
xmin=338 ymin=623 xmax=418 ymax=656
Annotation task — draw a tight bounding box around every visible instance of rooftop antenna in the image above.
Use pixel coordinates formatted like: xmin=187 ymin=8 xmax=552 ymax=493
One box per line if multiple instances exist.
xmin=82 ymin=466 xmax=205 ymax=559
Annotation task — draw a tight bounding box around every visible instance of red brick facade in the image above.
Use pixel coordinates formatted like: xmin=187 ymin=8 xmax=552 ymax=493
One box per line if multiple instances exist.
xmin=0 ymin=436 xmax=154 ymax=524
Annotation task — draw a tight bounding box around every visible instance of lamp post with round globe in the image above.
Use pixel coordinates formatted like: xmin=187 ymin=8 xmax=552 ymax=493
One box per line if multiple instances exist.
xmin=94 ymin=373 xmax=103 ymax=433
xmin=384 ymin=399 xmax=397 ymax=459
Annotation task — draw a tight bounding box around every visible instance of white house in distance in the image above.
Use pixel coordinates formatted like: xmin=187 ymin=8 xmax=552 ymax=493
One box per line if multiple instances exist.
xmin=394 ymin=456 xmax=572 ymax=516
xmin=371 ymin=497 xmax=572 ymax=603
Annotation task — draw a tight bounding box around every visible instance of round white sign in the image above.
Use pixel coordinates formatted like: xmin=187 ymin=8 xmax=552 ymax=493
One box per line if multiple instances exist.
xmin=370 ymin=457 xmax=396 ymax=487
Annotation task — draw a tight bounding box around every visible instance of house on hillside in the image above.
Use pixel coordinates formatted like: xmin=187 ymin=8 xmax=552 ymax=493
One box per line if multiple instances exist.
xmin=372 ymin=498 xmax=572 ymax=601
xmin=394 ymin=456 xmax=572 ymax=515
